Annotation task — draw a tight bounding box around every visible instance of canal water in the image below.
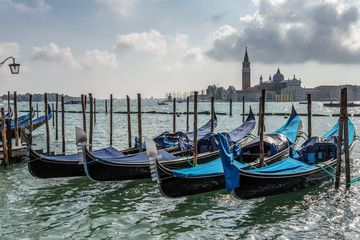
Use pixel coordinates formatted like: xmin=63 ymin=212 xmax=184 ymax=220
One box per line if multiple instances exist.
xmin=0 ymin=100 xmax=360 ymax=239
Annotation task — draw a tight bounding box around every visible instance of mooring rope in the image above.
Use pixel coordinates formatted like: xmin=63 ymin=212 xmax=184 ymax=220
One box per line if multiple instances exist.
xmin=313 ymin=164 xmax=339 ymax=179
xmin=347 ymin=176 xmax=360 ymax=185
xmin=298 ymin=131 xmax=309 ymax=139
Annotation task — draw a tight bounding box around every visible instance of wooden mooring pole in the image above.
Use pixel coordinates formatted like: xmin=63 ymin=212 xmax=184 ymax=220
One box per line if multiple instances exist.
xmin=44 ymin=93 xmax=50 ymax=156
xmin=307 ymin=93 xmax=312 ymax=138
xmin=29 ymin=94 xmax=33 ymax=131
xmin=55 ymin=94 xmax=58 ymax=140
xmin=242 ymin=96 xmax=245 ymax=122
xmin=105 ymin=100 xmax=108 ymax=115
xmin=211 ymin=97 xmax=215 ymax=132
xmin=61 ymin=96 xmax=66 ymax=153
xmin=13 ymin=91 xmax=19 ymax=146
xmin=52 ymin=103 xmax=55 ymax=127
xmin=94 ymin=98 xmax=96 ymax=123
xmin=259 ymin=89 xmax=266 ymax=168
xmin=335 ymin=88 xmax=345 ymax=188
xmin=229 ymin=98 xmax=233 ymax=117
xmin=193 ymin=91 xmax=198 ymax=166
xmin=7 ymin=91 xmax=10 ymax=117
xmin=173 ymin=98 xmax=176 ymax=132
xmin=81 ymin=95 xmax=86 ymax=133
xmin=137 ymin=93 xmax=143 ymax=152
xmin=36 ymin=103 xmax=39 ymax=118
xmin=127 ymin=95 xmax=132 ymax=148
xmin=89 ymin=93 xmax=93 ymax=151
xmin=5 ymin=118 xmax=12 ymax=163
xmin=343 ymin=88 xmax=350 ymax=186
xmin=1 ymin=108 xmax=9 ymax=167
xmin=110 ymin=94 xmax=113 ymax=146
xmin=186 ymin=96 xmax=189 ymax=132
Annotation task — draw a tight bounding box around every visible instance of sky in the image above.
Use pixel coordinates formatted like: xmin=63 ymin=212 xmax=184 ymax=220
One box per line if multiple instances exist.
xmin=1 ymin=0 xmax=360 ymax=99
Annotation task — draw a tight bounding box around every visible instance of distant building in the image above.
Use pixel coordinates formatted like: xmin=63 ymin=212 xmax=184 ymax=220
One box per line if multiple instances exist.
xmin=242 ymin=47 xmax=251 ymax=90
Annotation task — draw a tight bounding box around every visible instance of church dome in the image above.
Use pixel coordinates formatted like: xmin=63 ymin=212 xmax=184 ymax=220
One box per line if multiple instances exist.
xmin=273 ymin=68 xmax=284 ymax=82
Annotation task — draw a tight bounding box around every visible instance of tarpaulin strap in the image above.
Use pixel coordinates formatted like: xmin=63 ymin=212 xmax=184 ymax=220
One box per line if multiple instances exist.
xmin=314 ymin=164 xmax=339 ymax=178
xmin=318 ymin=162 xmax=336 ymax=172
xmin=245 ymin=162 xmax=257 ymax=169
xmin=347 ymin=176 xmax=360 ymax=185
xmin=249 ymin=133 xmax=257 ymax=139
xmin=298 ymin=131 xmax=309 ymax=139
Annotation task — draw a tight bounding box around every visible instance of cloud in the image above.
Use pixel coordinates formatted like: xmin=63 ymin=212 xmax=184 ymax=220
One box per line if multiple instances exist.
xmin=115 ymin=29 xmax=167 ymax=55
xmin=0 ymin=0 xmax=51 ymax=13
xmin=96 ymin=0 xmax=141 ymax=18
xmin=0 ymin=42 xmax=20 ymax=57
xmin=205 ymin=0 xmax=360 ymax=64
xmin=79 ymin=49 xmax=119 ymax=69
xmin=32 ymin=42 xmax=119 ymax=69
xmin=183 ymin=48 xmax=204 ymax=63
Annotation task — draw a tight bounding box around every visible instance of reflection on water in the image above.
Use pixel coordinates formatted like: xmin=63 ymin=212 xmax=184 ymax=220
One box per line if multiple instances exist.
xmin=1 ymin=101 xmax=360 ymax=239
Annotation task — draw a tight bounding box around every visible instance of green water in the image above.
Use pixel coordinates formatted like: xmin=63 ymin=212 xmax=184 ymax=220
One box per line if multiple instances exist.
xmin=1 ymin=101 xmax=360 ymax=239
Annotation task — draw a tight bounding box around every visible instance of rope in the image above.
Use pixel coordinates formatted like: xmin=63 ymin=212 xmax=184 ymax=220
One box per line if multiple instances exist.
xmin=347 ymin=176 xmax=360 ymax=185
xmin=249 ymin=133 xmax=256 ymax=139
xmin=245 ymin=162 xmax=257 ymax=169
xmin=186 ymin=155 xmax=195 ymax=167
xmin=318 ymin=162 xmax=336 ymax=172
xmin=298 ymin=131 xmax=309 ymax=139
xmin=298 ymin=135 xmax=308 ymax=141
xmin=313 ymin=164 xmax=339 ymax=178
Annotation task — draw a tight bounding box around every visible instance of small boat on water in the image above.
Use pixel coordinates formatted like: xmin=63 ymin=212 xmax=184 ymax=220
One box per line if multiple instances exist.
xmin=80 ymin=109 xmax=256 ymax=181
xmin=323 ymin=101 xmax=360 ymax=107
xmin=157 ymin=101 xmax=168 ymax=105
xmin=147 ymin=106 xmax=303 ymax=198
xmin=230 ymin=118 xmax=356 ymax=199
xmin=0 ymin=108 xmax=34 ymax=127
xmin=27 ymin=116 xmax=218 ymax=179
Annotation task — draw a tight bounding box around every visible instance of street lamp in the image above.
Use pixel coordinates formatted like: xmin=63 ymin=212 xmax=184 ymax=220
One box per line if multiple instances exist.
xmin=0 ymin=56 xmax=20 ymax=74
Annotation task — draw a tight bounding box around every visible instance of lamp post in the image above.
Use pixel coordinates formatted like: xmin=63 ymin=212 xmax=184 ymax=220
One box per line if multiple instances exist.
xmin=0 ymin=56 xmax=20 ymax=74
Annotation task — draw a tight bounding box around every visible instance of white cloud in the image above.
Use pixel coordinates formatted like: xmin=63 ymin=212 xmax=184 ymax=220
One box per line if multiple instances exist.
xmin=183 ymin=48 xmax=204 ymax=63
xmin=32 ymin=42 xmax=120 ymax=70
xmin=0 ymin=42 xmax=20 ymax=58
xmin=173 ymin=34 xmax=189 ymax=51
xmin=116 ymin=29 xmax=167 ymax=55
xmin=79 ymin=49 xmax=119 ymax=69
xmin=96 ymin=0 xmax=141 ymax=18
xmin=0 ymin=0 xmax=51 ymax=13
xmin=206 ymin=0 xmax=360 ymax=64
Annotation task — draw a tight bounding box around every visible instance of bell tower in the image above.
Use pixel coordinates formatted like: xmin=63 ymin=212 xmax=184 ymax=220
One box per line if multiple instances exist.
xmin=242 ymin=47 xmax=251 ymax=90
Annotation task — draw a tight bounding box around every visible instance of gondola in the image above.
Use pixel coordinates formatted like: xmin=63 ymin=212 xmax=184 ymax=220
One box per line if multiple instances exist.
xmin=148 ymin=106 xmax=303 ymax=198
xmin=80 ymin=109 xmax=256 ymax=181
xmin=0 ymin=106 xmax=50 ymax=137
xmin=230 ymin=118 xmax=356 ymax=199
xmin=0 ymin=108 xmax=34 ymax=127
xmin=27 ymin=116 xmax=219 ymax=179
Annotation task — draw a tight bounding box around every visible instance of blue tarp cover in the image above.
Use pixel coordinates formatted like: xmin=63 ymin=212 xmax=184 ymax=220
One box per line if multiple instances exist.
xmin=185 ymin=117 xmax=218 ymax=141
xmin=40 ymin=146 xmax=126 ymax=161
xmin=172 ymin=157 xmax=249 ymax=177
xmin=322 ymin=119 xmax=355 ymax=146
xmin=272 ymin=113 xmax=301 ymax=144
xmin=98 ymin=149 xmax=177 ymax=164
xmin=250 ymin=158 xmax=316 ymax=174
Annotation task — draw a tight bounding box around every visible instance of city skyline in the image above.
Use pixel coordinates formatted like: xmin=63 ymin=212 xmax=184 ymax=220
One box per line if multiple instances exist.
xmin=1 ymin=0 xmax=360 ymax=99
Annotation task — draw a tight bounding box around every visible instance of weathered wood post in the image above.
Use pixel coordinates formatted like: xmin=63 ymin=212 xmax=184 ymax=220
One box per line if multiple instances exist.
xmin=193 ymin=91 xmax=198 ymax=166
xmin=173 ymin=98 xmax=176 ymax=132
xmin=13 ymin=91 xmax=19 ymax=146
xmin=211 ymin=97 xmax=215 ymax=132
xmin=186 ymin=96 xmax=189 ymax=132
xmin=307 ymin=93 xmax=312 ymax=138
xmin=105 ymin=99 xmax=108 ymax=115
xmin=1 ymin=108 xmax=9 ymax=167
xmin=335 ymin=88 xmax=345 ymax=188
xmin=127 ymin=95 xmax=132 ymax=149
xmin=52 ymin=103 xmax=55 ymax=127
xmin=29 ymin=94 xmax=33 ymax=131
xmin=61 ymin=96 xmax=65 ymax=153
xmin=36 ymin=103 xmax=39 ymax=118
xmin=137 ymin=93 xmax=143 ymax=152
xmin=7 ymin=91 xmax=11 ymax=117
xmin=5 ymin=118 xmax=12 ymax=162
xmin=110 ymin=94 xmax=113 ymax=146
xmin=259 ymin=89 xmax=266 ymax=168
xmin=94 ymin=98 xmax=96 ymax=123
xmin=89 ymin=93 xmax=93 ymax=151
xmin=81 ymin=94 xmax=86 ymax=133
xmin=242 ymin=96 xmax=245 ymax=122
xmin=229 ymin=98 xmax=233 ymax=117
xmin=44 ymin=93 xmax=50 ymax=156
xmin=55 ymin=94 xmax=58 ymax=140
xmin=343 ymin=88 xmax=350 ymax=186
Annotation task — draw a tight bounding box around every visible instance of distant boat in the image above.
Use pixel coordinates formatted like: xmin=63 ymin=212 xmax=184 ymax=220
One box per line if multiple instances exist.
xmin=323 ymin=101 xmax=360 ymax=107
xmin=158 ymin=101 xmax=168 ymax=105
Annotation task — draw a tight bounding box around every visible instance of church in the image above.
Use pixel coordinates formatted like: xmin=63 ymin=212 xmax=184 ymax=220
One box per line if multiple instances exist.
xmin=228 ymin=48 xmax=305 ymax=102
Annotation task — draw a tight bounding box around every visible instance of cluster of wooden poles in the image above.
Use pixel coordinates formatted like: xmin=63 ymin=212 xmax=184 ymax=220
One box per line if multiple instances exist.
xmin=0 ymin=88 xmax=353 ymax=188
